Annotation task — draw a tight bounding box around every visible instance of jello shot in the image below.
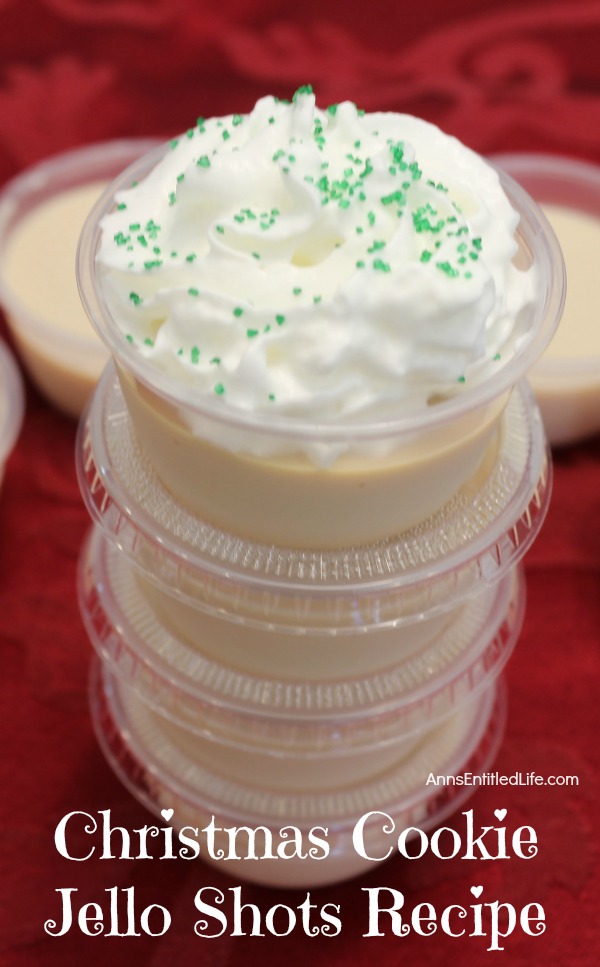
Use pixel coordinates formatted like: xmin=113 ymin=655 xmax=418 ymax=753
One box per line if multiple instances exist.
xmin=0 ymin=140 xmax=158 ymax=418
xmin=493 ymin=153 xmax=600 ymax=446
xmin=77 ymin=89 xmax=564 ymax=547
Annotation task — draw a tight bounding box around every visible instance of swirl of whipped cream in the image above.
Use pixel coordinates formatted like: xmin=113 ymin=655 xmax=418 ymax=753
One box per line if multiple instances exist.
xmin=97 ymin=86 xmax=534 ymax=424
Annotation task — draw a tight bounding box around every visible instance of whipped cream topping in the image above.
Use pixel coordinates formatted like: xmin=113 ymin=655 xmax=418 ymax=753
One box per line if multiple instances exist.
xmin=97 ymin=87 xmax=534 ymax=427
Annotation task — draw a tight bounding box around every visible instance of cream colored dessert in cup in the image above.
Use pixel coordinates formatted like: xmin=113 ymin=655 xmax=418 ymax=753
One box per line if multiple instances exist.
xmin=0 ymin=141 xmax=157 ymax=418
xmin=491 ymin=153 xmax=600 ymax=446
xmin=1 ymin=182 xmax=107 ymax=417
xmin=98 ymin=665 xmax=498 ymax=887
xmin=128 ymin=554 xmax=513 ymax=683
xmin=531 ymin=203 xmax=600 ymax=444
xmin=79 ymin=87 xmax=564 ymax=547
xmin=117 ymin=680 xmax=484 ymax=793
xmin=81 ymin=525 xmax=520 ymax=766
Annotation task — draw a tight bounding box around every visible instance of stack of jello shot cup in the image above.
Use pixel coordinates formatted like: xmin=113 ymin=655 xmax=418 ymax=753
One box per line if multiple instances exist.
xmin=74 ymin=101 xmax=564 ymax=888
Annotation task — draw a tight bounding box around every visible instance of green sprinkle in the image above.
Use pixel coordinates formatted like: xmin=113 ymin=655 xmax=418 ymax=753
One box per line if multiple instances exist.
xmin=186 ymin=253 xmax=197 ymax=262
xmin=190 ymin=346 xmax=200 ymax=364
xmin=114 ymin=232 xmax=130 ymax=246
xmin=137 ymin=235 xmax=148 ymax=247
xmin=268 ymin=393 xmax=276 ymax=401
xmin=326 ymin=103 xmax=338 ymax=116
xmin=381 ymin=190 xmax=405 ymax=206
xmin=210 ymin=357 xmax=220 ymax=365
xmin=169 ymin=138 xmax=179 ymax=150
xmin=294 ymin=84 xmax=313 ymax=98
xmin=293 ymin=287 xmax=302 ymax=296
xmin=125 ymin=333 xmax=134 ymax=344
xmin=420 ymin=250 xmax=433 ymax=263
xmin=216 ymin=225 xmax=225 ymax=234
xmin=117 ymin=203 xmax=126 ymax=211
xmin=313 ymin=295 xmax=322 ymax=303
xmin=214 ymin=383 xmax=225 ymax=395
xmin=222 ymin=129 xmax=231 ymax=141
xmin=494 ymin=352 xmax=501 ymax=361
xmin=188 ymin=287 xmax=199 ymax=296
xmin=368 ymin=240 xmax=385 ymax=253
xmin=129 ymin=223 xmax=141 ymax=231
xmin=233 ymin=307 xmax=244 ymax=317
xmin=143 ymin=337 xmax=154 ymax=347
xmin=129 ymin=292 xmax=142 ymax=305
xmin=472 ymin=237 xmax=483 ymax=251
xmin=232 ymin=113 xmax=243 ymax=126
xmin=436 ymin=261 xmax=459 ymax=278
xmin=373 ymin=258 xmax=391 ymax=273
xmin=144 ymin=260 xmax=162 ymax=270
xmin=169 ymin=192 xmax=176 ymax=206
xmin=275 ymin=314 xmax=285 ymax=325
xmin=457 ymin=375 xmax=466 ymax=383
xmin=252 ymin=251 xmax=261 ymax=259
xmin=197 ymin=155 xmax=211 ymax=168
xmin=272 ymin=149 xmax=285 ymax=162
xmin=356 ymin=260 xmax=365 ymax=268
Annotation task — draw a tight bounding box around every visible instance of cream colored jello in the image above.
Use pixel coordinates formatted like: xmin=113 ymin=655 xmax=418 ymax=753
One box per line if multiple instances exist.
xmin=0 ymin=141 xmax=157 ymax=417
xmin=78 ymin=90 xmax=564 ymax=546
xmin=492 ymin=153 xmax=600 ymax=446
xmin=532 ymin=202 xmax=600 ymax=444
xmin=92 ymin=659 xmax=502 ymax=887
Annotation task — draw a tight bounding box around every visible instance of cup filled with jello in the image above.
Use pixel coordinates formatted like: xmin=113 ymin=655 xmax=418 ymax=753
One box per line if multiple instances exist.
xmin=492 ymin=152 xmax=600 ymax=446
xmin=0 ymin=139 xmax=158 ymax=418
xmin=77 ymin=87 xmax=565 ymax=548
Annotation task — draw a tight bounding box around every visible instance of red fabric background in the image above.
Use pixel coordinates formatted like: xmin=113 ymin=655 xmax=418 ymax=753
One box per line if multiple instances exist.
xmin=0 ymin=1 xmax=599 ymax=964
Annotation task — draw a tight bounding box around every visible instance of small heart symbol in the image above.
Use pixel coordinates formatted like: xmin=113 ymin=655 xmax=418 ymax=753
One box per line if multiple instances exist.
xmin=470 ymin=886 xmax=483 ymax=898
xmin=161 ymin=808 xmax=174 ymax=822
xmin=494 ymin=808 xmax=507 ymax=821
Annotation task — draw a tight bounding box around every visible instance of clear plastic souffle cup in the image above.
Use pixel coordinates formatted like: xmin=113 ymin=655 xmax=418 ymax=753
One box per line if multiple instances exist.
xmin=0 ymin=140 xmax=161 ymax=419
xmin=76 ymin=141 xmax=565 ymax=549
